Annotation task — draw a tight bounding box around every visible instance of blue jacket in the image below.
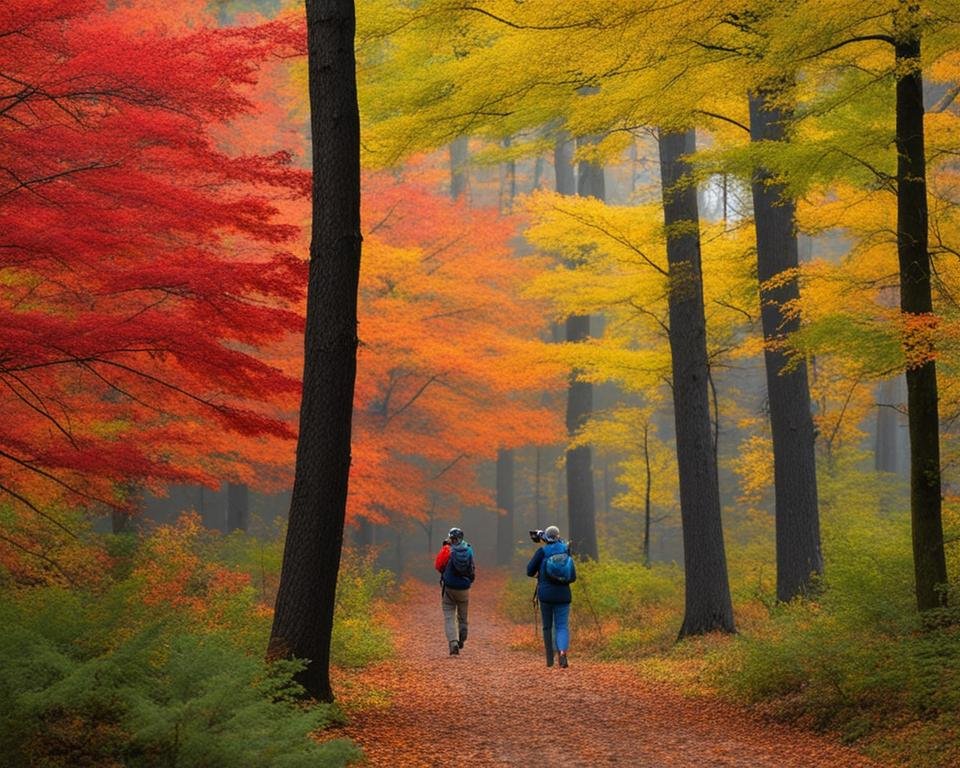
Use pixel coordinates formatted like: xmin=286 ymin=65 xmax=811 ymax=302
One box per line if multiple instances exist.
xmin=527 ymin=541 xmax=576 ymax=604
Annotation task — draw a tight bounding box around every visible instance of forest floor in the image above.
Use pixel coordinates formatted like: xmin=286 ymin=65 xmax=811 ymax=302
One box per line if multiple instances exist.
xmin=326 ymin=575 xmax=887 ymax=768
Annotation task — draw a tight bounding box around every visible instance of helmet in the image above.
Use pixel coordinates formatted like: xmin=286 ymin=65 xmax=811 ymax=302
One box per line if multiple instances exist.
xmin=448 ymin=527 xmax=464 ymax=543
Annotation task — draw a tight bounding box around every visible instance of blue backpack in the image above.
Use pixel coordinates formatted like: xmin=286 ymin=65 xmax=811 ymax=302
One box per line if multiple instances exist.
xmin=447 ymin=543 xmax=475 ymax=581
xmin=542 ymin=543 xmax=573 ymax=584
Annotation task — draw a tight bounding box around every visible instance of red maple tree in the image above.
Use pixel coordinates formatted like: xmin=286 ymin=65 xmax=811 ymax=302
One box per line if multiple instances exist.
xmin=0 ymin=0 xmax=307 ymax=579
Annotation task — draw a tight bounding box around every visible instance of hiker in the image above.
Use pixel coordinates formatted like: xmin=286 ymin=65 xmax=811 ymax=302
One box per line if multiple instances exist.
xmin=435 ymin=526 xmax=475 ymax=656
xmin=527 ymin=525 xmax=576 ymax=668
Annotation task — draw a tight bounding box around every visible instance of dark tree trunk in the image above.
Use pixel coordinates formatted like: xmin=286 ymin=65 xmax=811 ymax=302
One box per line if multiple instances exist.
xmin=495 ymin=141 xmax=517 ymax=566
xmin=534 ymin=447 xmax=543 ymax=529
xmin=495 ymin=448 xmax=515 ymax=565
xmin=895 ymin=24 xmax=948 ymax=611
xmin=557 ymin=137 xmax=601 ymax=560
xmin=642 ymin=423 xmax=652 ymax=568
xmin=450 ymin=136 xmax=469 ymax=201
xmin=658 ymin=128 xmax=735 ymax=636
xmin=748 ymin=88 xmax=823 ymax=601
xmin=226 ymin=482 xmax=249 ymax=533
xmin=553 ymin=136 xmax=576 ymax=196
xmin=268 ymin=0 xmax=361 ymax=703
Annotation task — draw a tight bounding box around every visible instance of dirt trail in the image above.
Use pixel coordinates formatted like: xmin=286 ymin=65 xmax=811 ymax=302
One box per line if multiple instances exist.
xmin=332 ymin=575 xmax=883 ymax=767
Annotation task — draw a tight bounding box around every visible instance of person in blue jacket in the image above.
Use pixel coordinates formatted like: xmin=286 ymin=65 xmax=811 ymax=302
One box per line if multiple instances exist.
xmin=527 ymin=525 xmax=576 ymax=668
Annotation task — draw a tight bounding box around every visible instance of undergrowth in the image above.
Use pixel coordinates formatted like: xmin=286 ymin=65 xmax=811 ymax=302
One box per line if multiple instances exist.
xmin=0 ymin=513 xmax=395 ymax=767
xmin=501 ymin=481 xmax=960 ymax=768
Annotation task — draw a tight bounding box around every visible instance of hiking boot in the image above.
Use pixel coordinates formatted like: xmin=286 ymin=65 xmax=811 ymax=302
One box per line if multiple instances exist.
xmin=457 ymin=636 xmax=465 ymax=649
xmin=558 ymin=651 xmax=568 ymax=668
xmin=449 ymin=642 xmax=459 ymax=656
xmin=545 ymin=648 xmax=554 ymax=667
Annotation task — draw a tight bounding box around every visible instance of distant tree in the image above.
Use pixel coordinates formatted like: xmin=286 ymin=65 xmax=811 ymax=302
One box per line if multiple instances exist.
xmin=227 ymin=483 xmax=250 ymax=533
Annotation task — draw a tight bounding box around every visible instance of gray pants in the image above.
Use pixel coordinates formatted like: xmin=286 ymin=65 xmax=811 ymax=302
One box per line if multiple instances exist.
xmin=441 ymin=586 xmax=469 ymax=645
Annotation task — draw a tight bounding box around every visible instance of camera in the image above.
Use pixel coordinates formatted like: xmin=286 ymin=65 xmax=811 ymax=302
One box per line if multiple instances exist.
xmin=529 ymin=529 xmax=546 ymax=543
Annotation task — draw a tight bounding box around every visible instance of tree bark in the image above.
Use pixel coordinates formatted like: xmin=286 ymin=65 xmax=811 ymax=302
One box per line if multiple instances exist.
xmin=268 ymin=0 xmax=362 ymax=703
xmin=559 ymin=137 xmax=601 ymax=560
xmin=875 ymin=377 xmax=903 ymax=474
xmin=895 ymin=19 xmax=948 ymax=610
xmin=450 ymin=136 xmax=469 ymax=201
xmin=659 ymin=128 xmax=735 ymax=636
xmin=495 ymin=448 xmax=515 ymax=565
xmin=642 ymin=423 xmax=652 ymax=568
xmin=226 ymin=482 xmax=249 ymax=533
xmin=748 ymin=88 xmax=823 ymax=601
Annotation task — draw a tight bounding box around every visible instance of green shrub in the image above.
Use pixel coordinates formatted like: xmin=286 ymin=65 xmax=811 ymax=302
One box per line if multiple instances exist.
xmin=0 ymin=594 xmax=358 ymax=768
xmin=332 ymin=548 xmax=394 ymax=668
xmin=712 ymin=497 xmax=960 ymax=765
xmin=0 ymin=518 xmax=399 ymax=767
xmin=500 ymin=557 xmax=684 ymax=654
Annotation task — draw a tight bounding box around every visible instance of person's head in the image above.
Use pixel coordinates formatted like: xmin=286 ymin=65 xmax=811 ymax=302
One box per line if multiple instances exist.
xmin=448 ymin=527 xmax=464 ymax=545
xmin=544 ymin=525 xmax=560 ymax=543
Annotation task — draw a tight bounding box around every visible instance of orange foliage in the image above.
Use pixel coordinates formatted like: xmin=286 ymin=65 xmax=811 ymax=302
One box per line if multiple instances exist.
xmin=350 ymin=163 xmax=565 ymax=524
xmin=133 ymin=512 xmax=255 ymax=626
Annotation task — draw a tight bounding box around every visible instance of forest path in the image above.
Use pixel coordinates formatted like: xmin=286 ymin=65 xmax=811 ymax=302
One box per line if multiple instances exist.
xmin=331 ymin=575 xmax=883 ymax=768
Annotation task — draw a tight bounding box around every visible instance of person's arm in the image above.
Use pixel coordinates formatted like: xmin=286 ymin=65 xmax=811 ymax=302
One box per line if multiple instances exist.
xmin=435 ymin=544 xmax=451 ymax=573
xmin=526 ymin=547 xmax=544 ymax=577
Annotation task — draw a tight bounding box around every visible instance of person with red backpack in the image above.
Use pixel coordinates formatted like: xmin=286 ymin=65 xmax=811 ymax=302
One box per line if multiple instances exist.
xmin=435 ymin=527 xmax=475 ymax=656
xmin=527 ymin=525 xmax=576 ymax=668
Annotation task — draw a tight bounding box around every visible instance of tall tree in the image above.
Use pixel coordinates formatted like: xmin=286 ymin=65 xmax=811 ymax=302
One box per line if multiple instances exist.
xmin=495 ymin=142 xmax=518 ymax=566
xmin=495 ymin=449 xmax=515 ymax=564
xmin=0 ymin=0 xmax=306 ymax=579
xmin=268 ymin=0 xmax=362 ymax=702
xmin=893 ymin=4 xmax=947 ymax=610
xmin=748 ymin=86 xmax=823 ymax=600
xmin=558 ymin=135 xmax=602 ymax=560
xmin=659 ymin=129 xmax=735 ymax=636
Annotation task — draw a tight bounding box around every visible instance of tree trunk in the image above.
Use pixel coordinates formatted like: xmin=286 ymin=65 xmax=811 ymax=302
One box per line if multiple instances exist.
xmin=495 ymin=448 xmax=515 ymax=565
xmin=875 ymin=377 xmax=903 ymax=473
xmin=559 ymin=137 xmax=601 ymax=560
xmin=534 ymin=446 xmax=543 ymax=529
xmin=450 ymin=136 xmax=469 ymax=201
xmin=268 ymin=0 xmax=361 ymax=703
xmin=895 ymin=21 xmax=948 ymax=611
xmin=748 ymin=88 xmax=823 ymax=601
xmin=226 ymin=482 xmax=249 ymax=533
xmin=642 ymin=423 xmax=652 ymax=568
xmin=553 ymin=136 xmax=576 ymax=196
xmin=658 ymin=128 xmax=735 ymax=636
xmin=353 ymin=516 xmax=374 ymax=548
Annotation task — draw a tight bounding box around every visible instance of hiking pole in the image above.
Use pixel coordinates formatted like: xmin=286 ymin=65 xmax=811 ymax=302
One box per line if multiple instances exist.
xmin=532 ymin=585 xmax=540 ymax=643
